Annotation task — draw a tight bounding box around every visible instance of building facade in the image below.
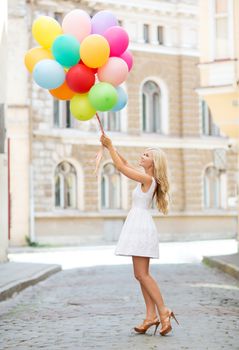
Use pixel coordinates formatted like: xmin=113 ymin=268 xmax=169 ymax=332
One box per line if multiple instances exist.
xmin=197 ymin=0 xmax=239 ymax=242
xmin=0 ymin=0 xmax=8 ymax=261
xmin=7 ymin=0 xmax=237 ymax=247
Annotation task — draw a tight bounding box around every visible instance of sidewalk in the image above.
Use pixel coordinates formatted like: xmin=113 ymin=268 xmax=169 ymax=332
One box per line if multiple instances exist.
xmin=202 ymin=252 xmax=239 ymax=280
xmin=0 ymin=261 xmax=62 ymax=302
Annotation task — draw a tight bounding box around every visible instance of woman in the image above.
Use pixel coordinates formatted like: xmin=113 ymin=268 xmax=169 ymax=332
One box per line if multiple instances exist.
xmin=100 ymin=133 xmax=179 ymax=336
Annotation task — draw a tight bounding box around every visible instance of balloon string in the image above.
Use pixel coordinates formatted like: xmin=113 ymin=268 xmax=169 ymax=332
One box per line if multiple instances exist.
xmin=96 ymin=112 xmax=105 ymax=135
xmin=93 ymin=112 xmax=105 ymax=175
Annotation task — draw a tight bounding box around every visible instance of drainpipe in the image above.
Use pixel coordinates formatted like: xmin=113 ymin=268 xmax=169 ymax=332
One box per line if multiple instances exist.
xmin=237 ymin=142 xmax=239 ymax=252
xmin=7 ymin=138 xmax=10 ymax=240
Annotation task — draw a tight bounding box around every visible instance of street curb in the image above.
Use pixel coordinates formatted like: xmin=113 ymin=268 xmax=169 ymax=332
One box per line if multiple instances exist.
xmin=0 ymin=265 xmax=62 ymax=302
xmin=202 ymin=256 xmax=239 ymax=281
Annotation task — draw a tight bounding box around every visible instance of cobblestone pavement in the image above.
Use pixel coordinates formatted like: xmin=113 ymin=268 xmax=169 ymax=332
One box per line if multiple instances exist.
xmin=0 ymin=261 xmax=239 ymax=350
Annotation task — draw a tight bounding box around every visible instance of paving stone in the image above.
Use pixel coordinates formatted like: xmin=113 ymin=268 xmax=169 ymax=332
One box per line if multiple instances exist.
xmin=0 ymin=262 xmax=239 ymax=349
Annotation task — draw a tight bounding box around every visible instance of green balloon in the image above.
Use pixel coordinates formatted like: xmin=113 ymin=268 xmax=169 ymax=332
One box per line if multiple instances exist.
xmin=89 ymin=82 xmax=118 ymax=111
xmin=70 ymin=94 xmax=96 ymax=121
xmin=52 ymin=34 xmax=80 ymax=68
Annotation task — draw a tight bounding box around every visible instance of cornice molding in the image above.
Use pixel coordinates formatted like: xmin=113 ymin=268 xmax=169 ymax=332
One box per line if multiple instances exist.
xmin=33 ymin=130 xmax=232 ymax=150
xmin=85 ymin=0 xmax=198 ymax=18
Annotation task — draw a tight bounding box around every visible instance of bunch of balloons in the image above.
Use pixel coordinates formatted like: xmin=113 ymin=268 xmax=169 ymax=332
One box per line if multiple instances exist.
xmin=24 ymin=10 xmax=134 ymax=121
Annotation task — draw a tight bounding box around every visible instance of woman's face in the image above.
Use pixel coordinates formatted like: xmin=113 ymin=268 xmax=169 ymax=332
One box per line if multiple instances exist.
xmin=139 ymin=149 xmax=154 ymax=169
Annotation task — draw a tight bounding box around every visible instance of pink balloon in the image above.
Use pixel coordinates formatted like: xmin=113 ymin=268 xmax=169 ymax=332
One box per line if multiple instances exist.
xmin=97 ymin=57 xmax=128 ymax=86
xmin=120 ymin=50 xmax=133 ymax=71
xmin=62 ymin=10 xmax=91 ymax=42
xmin=104 ymin=26 xmax=129 ymax=57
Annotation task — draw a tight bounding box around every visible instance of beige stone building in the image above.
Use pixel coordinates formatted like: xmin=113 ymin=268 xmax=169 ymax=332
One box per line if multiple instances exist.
xmin=198 ymin=0 xmax=239 ymax=136
xmin=197 ymin=0 xmax=239 ymax=243
xmin=7 ymin=0 xmax=237 ymax=247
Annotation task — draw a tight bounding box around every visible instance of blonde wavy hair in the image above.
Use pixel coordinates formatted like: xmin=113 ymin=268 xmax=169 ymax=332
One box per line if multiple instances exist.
xmin=147 ymin=147 xmax=171 ymax=215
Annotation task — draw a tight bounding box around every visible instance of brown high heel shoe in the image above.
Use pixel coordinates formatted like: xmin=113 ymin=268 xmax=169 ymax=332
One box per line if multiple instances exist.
xmin=133 ymin=316 xmax=160 ymax=335
xmin=159 ymin=308 xmax=179 ymax=336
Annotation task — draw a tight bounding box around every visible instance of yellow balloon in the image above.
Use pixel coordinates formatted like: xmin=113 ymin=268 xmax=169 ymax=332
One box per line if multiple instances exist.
xmin=32 ymin=16 xmax=62 ymax=48
xmin=70 ymin=94 xmax=96 ymax=121
xmin=80 ymin=34 xmax=110 ymax=68
xmin=24 ymin=47 xmax=53 ymax=72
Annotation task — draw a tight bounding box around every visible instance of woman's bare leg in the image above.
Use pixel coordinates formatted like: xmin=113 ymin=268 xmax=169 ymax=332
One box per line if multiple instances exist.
xmin=135 ymin=255 xmax=158 ymax=319
xmin=132 ymin=256 xmax=168 ymax=318
xmin=140 ymin=283 xmax=158 ymax=319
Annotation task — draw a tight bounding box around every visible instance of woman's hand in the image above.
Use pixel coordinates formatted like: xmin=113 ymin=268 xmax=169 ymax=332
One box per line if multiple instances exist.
xmin=100 ymin=134 xmax=113 ymax=149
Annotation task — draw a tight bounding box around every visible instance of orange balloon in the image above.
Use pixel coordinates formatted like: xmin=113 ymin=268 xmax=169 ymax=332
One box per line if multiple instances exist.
xmin=80 ymin=34 xmax=110 ymax=68
xmin=49 ymin=80 xmax=75 ymax=100
xmin=24 ymin=47 xmax=53 ymax=72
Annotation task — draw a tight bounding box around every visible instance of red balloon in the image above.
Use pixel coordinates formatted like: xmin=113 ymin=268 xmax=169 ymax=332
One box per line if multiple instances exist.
xmin=66 ymin=64 xmax=96 ymax=93
xmin=79 ymin=59 xmax=98 ymax=74
xmin=90 ymin=67 xmax=98 ymax=74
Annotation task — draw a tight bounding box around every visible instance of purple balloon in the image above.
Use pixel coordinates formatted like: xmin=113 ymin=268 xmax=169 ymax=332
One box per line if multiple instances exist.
xmin=91 ymin=10 xmax=118 ymax=35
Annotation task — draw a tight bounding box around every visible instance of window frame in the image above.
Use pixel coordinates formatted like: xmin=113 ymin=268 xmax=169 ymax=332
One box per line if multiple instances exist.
xmin=53 ymin=100 xmax=75 ymax=129
xmin=100 ymin=110 xmax=122 ymax=132
xmin=209 ymin=0 xmax=234 ymax=60
xmin=54 ymin=161 xmax=77 ymax=210
xmin=143 ymin=24 xmax=150 ymax=44
xmin=140 ymin=77 xmax=169 ymax=135
xmin=141 ymin=80 xmax=165 ymax=134
xmin=203 ymin=165 xmax=227 ymax=210
xmin=157 ymin=25 xmax=164 ymax=45
xmin=200 ymin=100 xmax=221 ymax=137
xmin=100 ymin=162 xmax=122 ymax=210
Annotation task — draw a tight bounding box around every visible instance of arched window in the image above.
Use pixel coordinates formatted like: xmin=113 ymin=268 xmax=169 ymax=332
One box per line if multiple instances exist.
xmin=201 ymin=100 xmax=220 ymax=136
xmin=101 ymin=163 xmax=121 ymax=209
xmin=142 ymin=80 xmax=163 ymax=133
xmin=55 ymin=161 xmax=77 ymax=209
xmin=203 ymin=165 xmax=226 ymax=209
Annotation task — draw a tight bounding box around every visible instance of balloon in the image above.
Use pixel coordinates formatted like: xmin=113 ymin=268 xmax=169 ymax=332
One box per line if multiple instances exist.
xmin=70 ymin=94 xmax=96 ymax=121
xmin=111 ymin=86 xmax=128 ymax=111
xmin=32 ymin=16 xmax=62 ymax=48
xmin=33 ymin=59 xmax=65 ymax=89
xmin=89 ymin=82 xmax=118 ymax=111
xmin=49 ymin=80 xmax=75 ymax=100
xmin=66 ymin=64 xmax=95 ymax=93
xmin=24 ymin=47 xmax=53 ymax=72
xmin=52 ymin=34 xmax=80 ymax=67
xmin=62 ymin=9 xmax=91 ymax=42
xmin=97 ymin=57 xmax=128 ymax=86
xmin=104 ymin=26 xmax=129 ymax=56
xmin=80 ymin=34 xmax=110 ymax=68
xmin=120 ymin=50 xmax=134 ymax=71
xmin=91 ymin=10 xmax=118 ymax=35
xmin=79 ymin=59 xmax=98 ymax=73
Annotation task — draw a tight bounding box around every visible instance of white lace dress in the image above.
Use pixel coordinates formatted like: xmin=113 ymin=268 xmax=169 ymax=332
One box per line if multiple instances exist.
xmin=114 ymin=176 xmax=160 ymax=259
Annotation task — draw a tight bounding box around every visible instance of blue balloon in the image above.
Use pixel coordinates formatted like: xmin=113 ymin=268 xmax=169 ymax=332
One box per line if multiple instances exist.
xmin=33 ymin=59 xmax=65 ymax=89
xmin=111 ymin=86 xmax=128 ymax=111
